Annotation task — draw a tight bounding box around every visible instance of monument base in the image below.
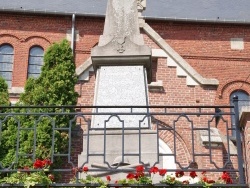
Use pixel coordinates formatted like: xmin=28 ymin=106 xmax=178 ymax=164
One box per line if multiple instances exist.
xmin=78 ymin=129 xmax=159 ymax=180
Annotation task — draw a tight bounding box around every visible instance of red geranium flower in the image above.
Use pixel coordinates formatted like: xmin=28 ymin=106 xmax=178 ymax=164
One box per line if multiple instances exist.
xmin=175 ymin=170 xmax=184 ymax=178
xmin=136 ymin=172 xmax=145 ymax=178
xmin=33 ymin=159 xmax=44 ymax=169
xmin=106 ymin=175 xmax=111 ymax=181
xmin=221 ymin=171 xmax=233 ymax=184
xmin=42 ymin=159 xmax=52 ymax=166
xmin=149 ymin=166 xmax=159 ymax=174
xmin=202 ymin=177 xmax=208 ymax=182
xmin=127 ymin=173 xmax=135 ymax=179
xmin=182 ymin=180 xmax=189 ymax=184
xmin=136 ymin=165 xmax=144 ymax=172
xmin=83 ymin=166 xmax=88 ymax=173
xmin=190 ymin=171 xmax=197 ymax=179
xmin=159 ymin=169 xmax=167 ymax=176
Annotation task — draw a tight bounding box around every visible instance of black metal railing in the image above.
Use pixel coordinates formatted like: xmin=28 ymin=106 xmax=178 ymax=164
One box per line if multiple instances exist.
xmin=0 ymin=96 xmax=247 ymax=187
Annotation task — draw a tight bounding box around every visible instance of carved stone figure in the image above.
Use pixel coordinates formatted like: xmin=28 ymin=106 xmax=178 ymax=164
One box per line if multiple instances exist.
xmin=99 ymin=0 xmax=143 ymax=46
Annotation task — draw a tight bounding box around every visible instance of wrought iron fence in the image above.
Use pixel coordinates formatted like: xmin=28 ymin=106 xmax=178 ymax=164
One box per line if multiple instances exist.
xmin=0 ymin=96 xmax=247 ymax=187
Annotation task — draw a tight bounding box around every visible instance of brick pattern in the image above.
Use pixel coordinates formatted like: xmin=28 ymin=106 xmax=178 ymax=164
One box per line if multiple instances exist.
xmin=146 ymin=21 xmax=250 ymax=105
xmin=0 ymin=13 xmax=104 ymax=88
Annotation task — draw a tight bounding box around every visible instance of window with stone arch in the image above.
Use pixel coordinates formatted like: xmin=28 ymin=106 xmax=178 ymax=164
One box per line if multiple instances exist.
xmin=0 ymin=44 xmax=14 ymax=88
xmin=28 ymin=46 xmax=44 ymax=78
xmin=230 ymin=90 xmax=249 ymax=137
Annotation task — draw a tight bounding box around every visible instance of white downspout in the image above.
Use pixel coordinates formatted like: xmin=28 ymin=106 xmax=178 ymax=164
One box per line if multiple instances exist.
xmin=71 ymin=14 xmax=76 ymax=55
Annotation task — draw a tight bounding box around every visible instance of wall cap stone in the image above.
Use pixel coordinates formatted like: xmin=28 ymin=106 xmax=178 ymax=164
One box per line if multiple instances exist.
xmin=240 ymin=108 xmax=250 ymax=126
xmin=76 ymin=57 xmax=92 ymax=76
xmin=199 ymin=127 xmax=223 ymax=145
xmin=8 ymin=87 xmax=24 ymax=94
xmin=142 ymin=22 xmax=219 ymax=86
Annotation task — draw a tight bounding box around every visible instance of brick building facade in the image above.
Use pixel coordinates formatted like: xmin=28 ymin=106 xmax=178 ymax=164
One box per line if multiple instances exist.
xmin=0 ymin=0 xmax=250 ymax=186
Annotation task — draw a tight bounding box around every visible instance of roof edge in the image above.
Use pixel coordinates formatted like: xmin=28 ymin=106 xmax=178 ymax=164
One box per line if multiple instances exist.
xmin=142 ymin=16 xmax=250 ymax=25
xmin=1 ymin=8 xmax=250 ymax=25
xmin=0 ymin=8 xmax=105 ymax=17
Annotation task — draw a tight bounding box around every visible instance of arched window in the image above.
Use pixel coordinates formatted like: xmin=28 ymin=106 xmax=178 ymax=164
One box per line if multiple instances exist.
xmin=0 ymin=44 xmax=14 ymax=88
xmin=28 ymin=46 xmax=44 ymax=78
xmin=230 ymin=90 xmax=249 ymax=137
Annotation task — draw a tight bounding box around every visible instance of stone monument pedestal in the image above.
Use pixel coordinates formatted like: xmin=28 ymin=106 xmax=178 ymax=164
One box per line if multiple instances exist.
xmin=78 ymin=129 xmax=158 ymax=179
xmin=78 ymin=0 xmax=156 ymax=181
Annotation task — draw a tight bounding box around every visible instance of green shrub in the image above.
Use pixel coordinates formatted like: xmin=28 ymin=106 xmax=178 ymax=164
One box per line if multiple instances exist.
xmin=0 ymin=76 xmax=9 ymax=106
xmin=0 ymin=40 xmax=78 ymax=170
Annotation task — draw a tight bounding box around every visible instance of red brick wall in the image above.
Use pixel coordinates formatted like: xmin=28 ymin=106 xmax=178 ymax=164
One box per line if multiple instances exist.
xmin=74 ymin=17 xmax=104 ymax=68
xmin=143 ymin=22 xmax=248 ymax=183
xmin=0 ymin=13 xmax=104 ymax=88
xmin=146 ymin=21 xmax=250 ymax=106
xmin=0 ymin=13 xmax=67 ymax=87
xmin=1 ymin=13 xmax=249 ymax=105
xmin=143 ymin=23 xmax=250 ymax=173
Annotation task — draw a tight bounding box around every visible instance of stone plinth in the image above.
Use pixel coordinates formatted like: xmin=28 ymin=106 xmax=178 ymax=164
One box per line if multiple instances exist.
xmin=92 ymin=66 xmax=150 ymax=128
xmin=78 ymin=129 xmax=158 ymax=179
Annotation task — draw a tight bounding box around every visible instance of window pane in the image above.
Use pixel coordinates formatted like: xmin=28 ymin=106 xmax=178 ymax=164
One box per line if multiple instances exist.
xmin=0 ymin=54 xmax=14 ymax=62
xmin=0 ymin=62 xmax=13 ymax=71
xmin=28 ymin=65 xmax=42 ymax=73
xmin=0 ymin=45 xmax=14 ymax=54
xmin=28 ymin=46 xmax=44 ymax=78
xmin=29 ymin=56 xmax=43 ymax=65
xmin=0 ymin=71 xmax=12 ymax=80
xmin=0 ymin=44 xmax=13 ymax=88
xmin=29 ymin=47 xmax=44 ymax=56
xmin=28 ymin=73 xmax=40 ymax=78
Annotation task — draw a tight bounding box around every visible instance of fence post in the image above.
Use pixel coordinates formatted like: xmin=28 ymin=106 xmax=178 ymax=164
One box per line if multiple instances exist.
xmin=233 ymin=95 xmax=245 ymax=184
